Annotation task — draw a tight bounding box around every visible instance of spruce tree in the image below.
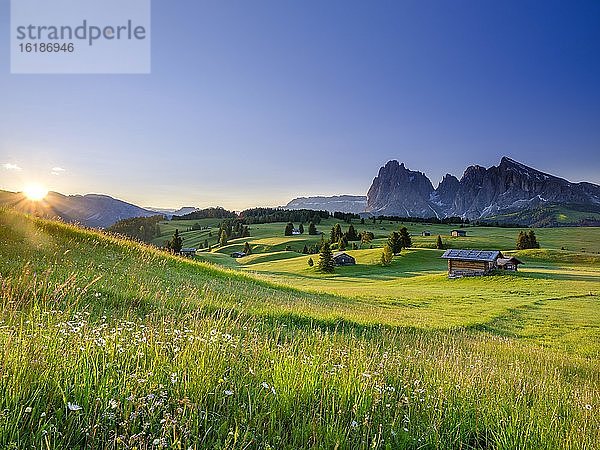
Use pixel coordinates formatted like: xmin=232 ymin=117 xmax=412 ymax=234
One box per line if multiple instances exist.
xmin=168 ymin=229 xmax=183 ymax=254
xmin=399 ymin=227 xmax=412 ymax=248
xmin=302 ymin=244 xmax=309 ymax=254
xmin=338 ymin=235 xmax=348 ymax=251
xmin=308 ymin=222 xmax=317 ymax=235
xmin=243 ymin=242 xmax=252 ymax=255
xmin=307 ymin=257 xmax=314 ymax=267
xmin=346 ymin=224 xmax=359 ymax=241
xmin=380 ymin=244 xmax=393 ymax=266
xmin=284 ymin=222 xmax=294 ymax=236
xmin=387 ymin=231 xmax=403 ymax=255
xmin=436 ymin=235 xmax=444 ymax=250
xmin=528 ymin=230 xmax=540 ymax=249
xmin=299 ymin=223 xmax=304 ymax=234
xmin=317 ymin=242 xmax=335 ymax=273
xmin=219 ymin=230 xmax=228 ymax=247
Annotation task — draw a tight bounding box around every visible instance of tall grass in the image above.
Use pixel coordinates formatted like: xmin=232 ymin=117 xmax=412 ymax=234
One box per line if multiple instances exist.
xmin=0 ymin=210 xmax=598 ymax=449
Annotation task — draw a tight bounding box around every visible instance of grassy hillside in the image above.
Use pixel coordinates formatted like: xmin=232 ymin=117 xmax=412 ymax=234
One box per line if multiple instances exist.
xmin=1 ymin=209 xmax=599 ymax=449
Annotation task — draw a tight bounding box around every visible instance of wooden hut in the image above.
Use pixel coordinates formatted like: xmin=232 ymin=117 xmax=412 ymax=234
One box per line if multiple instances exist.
xmin=441 ymin=249 xmax=501 ymax=277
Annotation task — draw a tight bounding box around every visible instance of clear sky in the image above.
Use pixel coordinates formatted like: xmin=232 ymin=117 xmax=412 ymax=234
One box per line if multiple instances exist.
xmin=1 ymin=0 xmax=599 ymax=210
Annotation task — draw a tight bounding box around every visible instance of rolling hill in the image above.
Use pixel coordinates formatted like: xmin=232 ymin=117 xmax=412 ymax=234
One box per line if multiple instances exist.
xmin=1 ymin=208 xmax=598 ymax=448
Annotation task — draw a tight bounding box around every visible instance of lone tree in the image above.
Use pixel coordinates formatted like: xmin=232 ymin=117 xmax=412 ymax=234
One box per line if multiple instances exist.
xmin=387 ymin=231 xmax=403 ymax=255
xmin=219 ymin=230 xmax=228 ymax=247
xmin=167 ymin=229 xmax=183 ymax=254
xmin=399 ymin=227 xmax=412 ymax=248
xmin=346 ymin=224 xmax=359 ymax=241
xmin=307 ymin=257 xmax=314 ymax=267
xmin=330 ymin=223 xmax=343 ymax=244
xmin=308 ymin=222 xmax=317 ymax=235
xmin=317 ymin=242 xmax=335 ymax=273
xmin=338 ymin=235 xmax=348 ymax=251
xmin=436 ymin=235 xmax=444 ymax=250
xmin=243 ymin=242 xmax=252 ymax=255
xmin=299 ymin=223 xmax=304 ymax=234
xmin=284 ymin=222 xmax=295 ymax=236
xmin=302 ymin=244 xmax=309 ymax=254
xmin=380 ymin=244 xmax=393 ymax=266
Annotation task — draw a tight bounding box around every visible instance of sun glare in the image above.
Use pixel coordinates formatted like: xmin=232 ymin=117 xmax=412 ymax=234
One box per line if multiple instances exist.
xmin=23 ymin=184 xmax=49 ymax=201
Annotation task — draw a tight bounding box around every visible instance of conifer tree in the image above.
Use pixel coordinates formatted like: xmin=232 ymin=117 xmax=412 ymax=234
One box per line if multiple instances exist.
xmin=302 ymin=244 xmax=309 ymax=254
xmin=284 ymin=222 xmax=294 ymax=236
xmin=307 ymin=257 xmax=314 ymax=267
xmin=380 ymin=244 xmax=393 ymax=266
xmin=338 ymin=235 xmax=348 ymax=251
xmin=243 ymin=242 xmax=252 ymax=255
xmin=436 ymin=235 xmax=444 ymax=250
xmin=317 ymin=242 xmax=335 ymax=273
xmin=219 ymin=230 xmax=228 ymax=247
xmin=346 ymin=224 xmax=359 ymax=241
xmin=308 ymin=222 xmax=317 ymax=235
xmin=299 ymin=223 xmax=304 ymax=234
xmin=168 ymin=229 xmax=183 ymax=254
xmin=528 ymin=230 xmax=540 ymax=249
xmin=399 ymin=227 xmax=412 ymax=248
xmin=387 ymin=231 xmax=403 ymax=255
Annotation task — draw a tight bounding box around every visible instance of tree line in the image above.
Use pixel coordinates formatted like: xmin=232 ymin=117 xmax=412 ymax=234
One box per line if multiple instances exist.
xmin=106 ymin=215 xmax=164 ymax=242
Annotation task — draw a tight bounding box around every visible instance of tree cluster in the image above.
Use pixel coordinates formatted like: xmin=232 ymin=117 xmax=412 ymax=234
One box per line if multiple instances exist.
xmin=332 ymin=212 xmax=360 ymax=223
xmin=516 ymin=230 xmax=540 ymax=250
xmin=106 ymin=215 xmax=164 ymax=243
xmin=174 ymin=207 xmax=236 ymax=220
xmin=240 ymin=208 xmax=329 ymax=225
xmin=218 ymin=219 xmax=250 ymax=246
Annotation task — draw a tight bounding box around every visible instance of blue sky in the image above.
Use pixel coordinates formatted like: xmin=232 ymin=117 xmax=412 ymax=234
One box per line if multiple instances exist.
xmin=1 ymin=0 xmax=599 ymax=209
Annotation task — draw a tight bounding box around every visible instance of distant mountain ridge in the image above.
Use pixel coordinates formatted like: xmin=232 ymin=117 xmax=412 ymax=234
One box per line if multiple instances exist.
xmin=284 ymin=195 xmax=367 ymax=214
xmin=366 ymin=157 xmax=600 ymax=223
xmin=0 ymin=191 xmax=167 ymax=228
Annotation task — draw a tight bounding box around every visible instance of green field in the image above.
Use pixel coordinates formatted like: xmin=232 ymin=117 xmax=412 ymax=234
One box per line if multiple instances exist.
xmin=1 ymin=209 xmax=599 ymax=449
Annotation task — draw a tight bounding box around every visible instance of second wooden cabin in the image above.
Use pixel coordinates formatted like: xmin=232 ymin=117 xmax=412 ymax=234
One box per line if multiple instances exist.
xmin=441 ymin=249 xmax=523 ymax=278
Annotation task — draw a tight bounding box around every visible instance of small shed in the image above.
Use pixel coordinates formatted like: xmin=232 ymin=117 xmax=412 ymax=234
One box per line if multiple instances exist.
xmin=231 ymin=251 xmax=247 ymax=258
xmin=333 ymin=252 xmax=356 ymax=266
xmin=497 ymin=257 xmax=523 ymax=272
xmin=422 ymin=231 xmax=431 ymax=237
xmin=180 ymin=248 xmax=197 ymax=257
xmin=451 ymin=229 xmax=467 ymax=237
xmin=292 ymin=229 xmax=302 ymax=235
xmin=441 ymin=249 xmax=502 ymax=277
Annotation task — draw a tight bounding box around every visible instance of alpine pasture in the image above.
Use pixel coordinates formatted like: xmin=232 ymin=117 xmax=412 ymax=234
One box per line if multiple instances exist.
xmin=1 ymin=209 xmax=599 ymax=449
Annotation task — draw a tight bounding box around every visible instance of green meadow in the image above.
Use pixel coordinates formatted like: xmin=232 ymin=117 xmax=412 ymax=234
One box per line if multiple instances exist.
xmin=1 ymin=209 xmax=599 ymax=449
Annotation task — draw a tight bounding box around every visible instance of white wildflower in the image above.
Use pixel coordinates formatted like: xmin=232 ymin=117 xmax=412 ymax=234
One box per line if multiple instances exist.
xmin=24 ymin=406 xmax=32 ymax=413
xmin=109 ymin=399 xmax=118 ymax=409
xmin=351 ymin=420 xmax=359 ymax=428
xmin=67 ymin=402 xmax=82 ymax=411
xmin=261 ymin=382 xmax=270 ymax=390
xmin=170 ymin=372 xmax=178 ymax=384
xmin=224 ymin=389 xmax=234 ymax=396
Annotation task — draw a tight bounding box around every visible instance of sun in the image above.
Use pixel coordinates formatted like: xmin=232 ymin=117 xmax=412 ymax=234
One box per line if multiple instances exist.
xmin=23 ymin=184 xmax=49 ymax=201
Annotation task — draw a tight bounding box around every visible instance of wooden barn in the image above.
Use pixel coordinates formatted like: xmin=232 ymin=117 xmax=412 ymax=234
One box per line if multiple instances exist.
xmin=333 ymin=252 xmax=356 ymax=266
xmin=180 ymin=248 xmax=197 ymax=257
xmin=421 ymin=231 xmax=431 ymax=236
xmin=451 ymin=229 xmax=467 ymax=237
xmin=441 ymin=249 xmax=522 ymax=278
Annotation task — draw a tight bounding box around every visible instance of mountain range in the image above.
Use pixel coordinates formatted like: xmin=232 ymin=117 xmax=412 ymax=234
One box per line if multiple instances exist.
xmin=287 ymin=157 xmax=600 ymax=226
xmin=2 ymin=157 xmax=599 ymax=228
xmin=0 ymin=190 xmax=196 ymax=228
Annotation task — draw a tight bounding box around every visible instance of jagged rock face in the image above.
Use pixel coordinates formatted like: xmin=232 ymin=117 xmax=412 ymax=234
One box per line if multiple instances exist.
xmin=366 ymin=156 xmax=600 ymax=219
xmin=366 ymin=160 xmax=435 ymax=216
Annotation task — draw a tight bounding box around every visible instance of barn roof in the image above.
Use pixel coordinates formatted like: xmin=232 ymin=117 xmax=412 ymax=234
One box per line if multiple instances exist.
xmin=333 ymin=252 xmax=353 ymax=258
xmin=497 ymin=257 xmax=524 ymax=265
xmin=441 ymin=249 xmax=502 ymax=262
